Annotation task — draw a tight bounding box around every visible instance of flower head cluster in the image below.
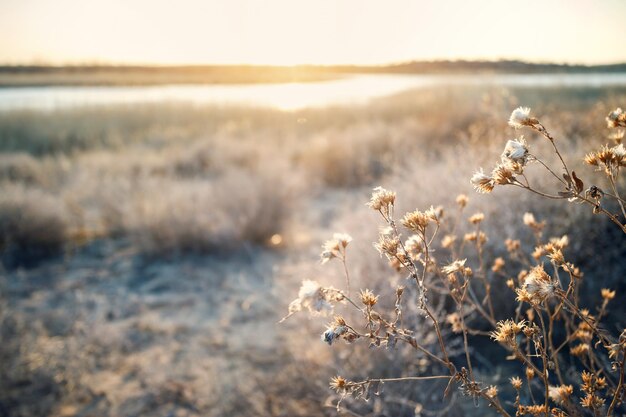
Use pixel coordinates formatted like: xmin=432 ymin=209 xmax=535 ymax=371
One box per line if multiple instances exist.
xmin=367 ymin=186 xmax=396 ymax=219
xmin=320 ymin=233 xmax=352 ymax=264
xmin=580 ymin=371 xmax=607 ymax=410
xmin=401 ymin=207 xmax=439 ymax=235
xmin=491 ymin=319 xmax=526 ymax=345
xmin=321 ymin=316 xmax=349 ymax=345
xmin=548 ymin=385 xmax=573 ymax=405
xmin=501 ymin=137 xmax=530 ymax=174
xmin=446 ymin=312 xmax=463 ymax=333
xmin=584 ymin=143 xmax=626 ymax=174
xmin=441 ymin=259 xmax=469 ymax=276
xmin=359 ymin=289 xmax=378 ymax=307
xmin=508 ymin=107 xmax=538 ymax=129
xmin=374 ymin=234 xmax=400 ymax=260
xmin=284 ymin=280 xmax=344 ymax=319
xmin=470 ymin=169 xmax=495 ymax=193
xmin=606 ymin=107 xmax=626 ymax=128
xmin=516 ymin=265 xmax=556 ymax=304
xmin=523 ymin=212 xmax=545 ymax=234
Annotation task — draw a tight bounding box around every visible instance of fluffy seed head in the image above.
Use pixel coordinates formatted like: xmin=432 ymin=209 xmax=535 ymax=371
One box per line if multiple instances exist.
xmin=606 ymin=107 xmax=626 ymax=128
xmin=367 ymin=186 xmax=396 ymax=217
xmin=517 ymin=265 xmax=555 ymax=304
xmin=402 ymin=210 xmax=431 ymax=233
xmin=471 ymin=169 xmax=495 ymax=193
xmin=508 ymin=107 xmax=535 ymax=129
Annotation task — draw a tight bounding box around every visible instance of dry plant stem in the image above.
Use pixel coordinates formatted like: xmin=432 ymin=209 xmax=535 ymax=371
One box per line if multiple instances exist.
xmin=513 ymin=181 xmax=626 ymax=233
xmin=381 ymin=211 xmax=454 ymax=373
xmin=558 ymin=293 xmax=613 ymax=346
xmin=479 ymin=392 xmax=512 ymax=417
xmin=534 ymin=306 xmax=551 ymax=417
xmin=341 ymin=255 xmax=351 ymax=297
xmin=458 ymin=282 xmax=476 ymax=381
xmin=607 ymin=355 xmax=626 ymax=417
xmin=534 ymin=123 xmax=571 ymax=179
xmin=608 ymin=174 xmax=626 ymax=220
xmin=531 ymin=153 xmax=569 ymax=186
xmin=363 ymin=375 xmax=452 ymax=383
xmin=474 ymin=224 xmax=496 ymax=321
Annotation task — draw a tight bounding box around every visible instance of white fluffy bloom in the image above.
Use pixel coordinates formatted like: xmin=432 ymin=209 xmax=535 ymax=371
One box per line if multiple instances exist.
xmin=502 ymin=137 xmax=529 ymax=162
xmin=606 ymin=108 xmax=624 ymax=128
xmin=523 ymin=212 xmax=536 ymax=226
xmin=283 ymin=280 xmax=344 ymax=320
xmin=332 ymin=233 xmax=352 ymax=247
xmin=508 ymin=107 xmax=533 ymax=129
xmin=471 ymin=169 xmax=494 ymax=193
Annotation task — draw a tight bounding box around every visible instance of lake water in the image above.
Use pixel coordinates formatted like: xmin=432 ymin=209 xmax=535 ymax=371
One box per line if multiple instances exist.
xmin=1 ymin=73 xmax=626 ymax=112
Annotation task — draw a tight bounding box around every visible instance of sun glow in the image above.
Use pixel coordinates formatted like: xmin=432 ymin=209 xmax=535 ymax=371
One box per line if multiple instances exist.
xmin=2 ymin=0 xmax=626 ymax=66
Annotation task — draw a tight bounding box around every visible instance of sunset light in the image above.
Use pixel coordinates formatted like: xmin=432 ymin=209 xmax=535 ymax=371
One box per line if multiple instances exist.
xmin=2 ymin=0 xmax=626 ymax=65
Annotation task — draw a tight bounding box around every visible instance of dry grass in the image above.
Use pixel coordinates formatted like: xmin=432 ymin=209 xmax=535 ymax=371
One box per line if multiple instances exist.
xmin=0 ymin=85 xmax=625 ymax=416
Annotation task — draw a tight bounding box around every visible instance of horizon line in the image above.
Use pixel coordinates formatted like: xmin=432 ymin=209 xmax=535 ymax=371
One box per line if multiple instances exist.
xmin=2 ymin=58 xmax=626 ymax=69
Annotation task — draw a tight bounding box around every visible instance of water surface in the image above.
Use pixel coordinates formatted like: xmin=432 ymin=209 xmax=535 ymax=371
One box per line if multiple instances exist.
xmin=1 ymin=73 xmax=626 ymax=111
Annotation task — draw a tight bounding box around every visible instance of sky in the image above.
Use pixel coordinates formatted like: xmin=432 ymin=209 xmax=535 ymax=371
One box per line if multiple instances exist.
xmin=1 ymin=0 xmax=626 ymax=66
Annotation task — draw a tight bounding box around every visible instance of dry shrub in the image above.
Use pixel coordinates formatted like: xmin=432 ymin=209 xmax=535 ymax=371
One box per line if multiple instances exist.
xmin=121 ymin=168 xmax=292 ymax=255
xmin=0 ymin=184 xmax=69 ymax=262
xmin=284 ymin=106 xmax=626 ymax=417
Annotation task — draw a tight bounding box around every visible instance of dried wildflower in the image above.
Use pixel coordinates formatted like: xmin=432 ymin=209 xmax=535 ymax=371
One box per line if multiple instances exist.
xmin=584 ymin=144 xmax=626 ymax=174
xmin=523 ymin=212 xmax=545 ymax=233
xmin=442 ymin=259 xmax=468 ymax=276
xmin=508 ymin=106 xmax=537 ymax=129
xmin=468 ymin=212 xmax=484 ymax=225
xmin=601 ymin=288 xmax=616 ymax=300
xmin=402 ymin=209 xmax=431 ymax=233
xmin=464 ymin=231 xmax=487 ymax=245
xmin=405 ymin=234 xmax=423 ymax=257
xmin=491 ymin=257 xmax=505 ymax=273
xmin=360 ymin=289 xmax=378 ymax=307
xmin=532 ymin=246 xmax=545 ymax=260
xmin=519 ymin=404 xmax=548 ymax=415
xmin=446 ymin=313 xmax=463 ymax=333
xmin=549 ymin=235 xmax=569 ymax=249
xmin=502 ymin=137 xmax=529 ymax=161
xmin=510 ymin=376 xmax=523 ymax=390
xmin=485 ymin=385 xmax=498 ymax=398
xmin=441 ymin=234 xmax=456 ymax=249
xmin=570 ymin=344 xmax=590 ymax=356
xmin=284 ymin=280 xmax=344 ymax=319
xmin=505 ymin=238 xmax=521 ymax=252
xmin=322 ymin=317 xmax=349 ymax=345
xmin=471 ymin=169 xmax=495 ymax=193
xmin=605 ymin=343 xmax=621 ymax=359
xmin=606 ymin=107 xmax=626 ymax=128
xmin=329 ymin=375 xmax=348 ymax=393
xmin=367 ymin=186 xmax=396 ymax=218
xmin=492 ymin=163 xmax=516 ymax=184
xmin=491 ymin=319 xmax=525 ymax=344
xmin=506 ymin=278 xmax=515 ymax=289
xmin=320 ymin=233 xmax=352 ymax=264
xmin=501 ymin=137 xmax=531 ymax=173
xmin=525 ymin=367 xmax=535 ymax=380
xmin=548 ymin=385 xmax=573 ymax=405
xmin=547 ymin=249 xmax=565 ymax=266
xmin=517 ymin=265 xmax=555 ymax=304
xmin=374 ymin=234 xmax=400 ymax=260
xmin=456 ymin=194 xmax=469 ymax=208
xmin=581 ymin=394 xmax=605 ymax=410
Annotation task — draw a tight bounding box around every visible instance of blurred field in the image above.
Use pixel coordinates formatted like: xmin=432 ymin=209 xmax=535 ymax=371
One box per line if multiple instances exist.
xmin=1 ymin=85 xmax=625 ymax=416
